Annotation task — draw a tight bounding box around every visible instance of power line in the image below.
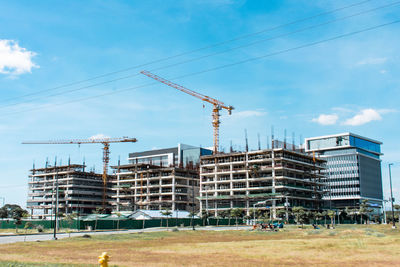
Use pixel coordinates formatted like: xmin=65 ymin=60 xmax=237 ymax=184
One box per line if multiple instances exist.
xmin=1 ymin=0 xmax=373 ymax=103
xmin=1 ymin=0 xmax=398 ymax=110
xmin=2 ymin=18 xmax=399 ymax=117
xmin=148 ymin=1 xmax=400 ymax=73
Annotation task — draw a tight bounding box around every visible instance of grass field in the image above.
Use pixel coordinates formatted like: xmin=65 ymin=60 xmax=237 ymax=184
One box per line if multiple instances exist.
xmin=0 ymin=225 xmax=399 ymax=267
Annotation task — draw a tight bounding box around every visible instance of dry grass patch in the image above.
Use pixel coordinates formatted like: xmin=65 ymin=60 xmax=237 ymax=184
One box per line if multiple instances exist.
xmin=0 ymin=225 xmax=398 ymax=266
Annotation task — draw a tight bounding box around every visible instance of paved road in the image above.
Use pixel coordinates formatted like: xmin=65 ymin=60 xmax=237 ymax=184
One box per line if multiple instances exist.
xmin=0 ymin=225 xmax=251 ymax=244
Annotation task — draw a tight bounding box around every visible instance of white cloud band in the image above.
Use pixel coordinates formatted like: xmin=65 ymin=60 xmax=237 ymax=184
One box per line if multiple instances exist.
xmin=0 ymin=39 xmax=38 ymax=75
xmin=312 ymin=114 xmax=338 ymax=125
xmin=343 ymin=109 xmax=382 ymax=126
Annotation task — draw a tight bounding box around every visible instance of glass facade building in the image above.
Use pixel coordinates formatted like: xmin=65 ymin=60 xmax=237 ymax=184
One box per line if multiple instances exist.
xmin=305 ymin=133 xmax=383 ymax=209
xmin=128 ymin=144 xmax=213 ymax=168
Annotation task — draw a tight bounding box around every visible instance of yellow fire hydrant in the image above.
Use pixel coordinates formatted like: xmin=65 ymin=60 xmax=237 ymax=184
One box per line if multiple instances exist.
xmin=98 ymin=252 xmax=110 ymax=267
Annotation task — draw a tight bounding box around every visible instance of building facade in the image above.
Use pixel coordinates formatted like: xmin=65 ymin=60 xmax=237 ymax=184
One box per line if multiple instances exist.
xmin=128 ymin=143 xmax=213 ymax=168
xmin=110 ymin=164 xmax=199 ymax=212
xmin=110 ymin=144 xmax=211 ymax=212
xmin=305 ymin=133 xmax=383 ymax=209
xmin=27 ymin=164 xmax=111 ymax=219
xmin=199 ymin=148 xmax=325 ymax=218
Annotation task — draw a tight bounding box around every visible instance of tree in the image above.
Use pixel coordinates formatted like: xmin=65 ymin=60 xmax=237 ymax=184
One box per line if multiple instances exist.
xmin=0 ymin=206 xmax=8 ymax=219
xmin=215 ymin=214 xmax=221 ymax=227
xmin=24 ymin=222 xmax=34 ymax=241
xmin=345 ymin=207 xmax=355 ymax=223
xmin=226 ymin=209 xmax=232 ymax=226
xmin=115 ymin=212 xmax=122 ymax=230
xmin=292 ymin=207 xmax=306 ymax=228
xmin=219 ymin=210 xmax=229 ymax=226
xmin=307 ymin=211 xmax=316 ymax=224
xmin=394 ymin=204 xmax=400 ymax=222
xmin=327 ymin=210 xmax=335 ymax=228
xmin=230 ymin=208 xmax=244 ymax=228
xmin=161 ymin=208 xmax=172 ymax=229
xmin=261 ymin=210 xmax=271 ymax=223
xmin=64 ymin=213 xmax=77 ymax=233
xmin=315 ymin=212 xmax=324 ymax=225
xmin=200 ymin=210 xmax=209 ymax=226
xmin=10 ymin=206 xmax=28 ymax=233
xmin=93 ymin=207 xmax=103 ymax=231
xmin=276 ymin=209 xmax=286 ymax=222
xmin=188 ymin=211 xmax=197 ymax=228
xmin=394 ymin=204 xmax=400 ymax=212
xmin=359 ymin=200 xmax=372 ymax=224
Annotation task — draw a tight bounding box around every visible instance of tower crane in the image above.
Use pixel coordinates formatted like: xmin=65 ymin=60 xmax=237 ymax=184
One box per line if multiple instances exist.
xmin=22 ymin=136 xmax=138 ymax=211
xmin=141 ymin=70 xmax=233 ymax=154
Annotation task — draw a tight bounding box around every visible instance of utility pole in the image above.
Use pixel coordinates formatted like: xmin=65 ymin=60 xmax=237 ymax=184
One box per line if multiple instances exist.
xmin=205 ymin=186 xmax=209 ymax=225
xmin=383 ymin=200 xmax=387 ymax=224
xmin=53 ymin=157 xmax=58 ymax=240
xmin=389 ymin=163 xmax=396 ymax=229
xmin=192 ymin=174 xmax=195 ymax=230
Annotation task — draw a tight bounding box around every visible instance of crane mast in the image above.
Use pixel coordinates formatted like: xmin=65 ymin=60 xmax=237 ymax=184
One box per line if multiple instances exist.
xmin=23 ymin=137 xmax=137 ymax=211
xmin=141 ymin=70 xmax=233 ymax=154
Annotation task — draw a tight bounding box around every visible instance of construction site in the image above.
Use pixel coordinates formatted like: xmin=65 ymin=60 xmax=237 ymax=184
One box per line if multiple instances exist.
xmin=24 ymin=71 xmax=328 ymax=219
xmin=110 ymin=163 xmax=199 ymax=212
xmin=27 ymin=163 xmax=112 ymax=219
xmin=199 ymin=140 xmax=326 ymax=219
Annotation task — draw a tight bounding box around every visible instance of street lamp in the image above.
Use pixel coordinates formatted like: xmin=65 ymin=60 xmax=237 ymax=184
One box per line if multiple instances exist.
xmin=389 ymin=163 xmax=396 ymax=229
xmin=53 ymin=157 xmax=59 ymax=240
xmin=192 ymin=175 xmax=195 ymax=231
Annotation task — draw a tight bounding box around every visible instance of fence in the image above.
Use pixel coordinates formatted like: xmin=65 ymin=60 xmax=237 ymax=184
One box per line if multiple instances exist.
xmin=0 ymin=217 xmax=244 ymax=231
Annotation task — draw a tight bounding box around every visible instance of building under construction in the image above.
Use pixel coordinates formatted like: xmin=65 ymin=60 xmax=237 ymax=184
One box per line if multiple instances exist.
xmin=110 ymin=164 xmax=199 ymax=212
xmin=27 ymin=164 xmax=112 ymax=219
xmin=110 ymin=144 xmax=212 ymax=212
xmin=199 ymin=142 xmax=326 ymax=219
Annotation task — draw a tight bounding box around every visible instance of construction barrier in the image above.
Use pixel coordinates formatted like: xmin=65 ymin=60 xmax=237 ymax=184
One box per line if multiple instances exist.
xmin=0 ymin=217 xmax=244 ymax=231
xmin=0 ymin=217 xmax=360 ymax=231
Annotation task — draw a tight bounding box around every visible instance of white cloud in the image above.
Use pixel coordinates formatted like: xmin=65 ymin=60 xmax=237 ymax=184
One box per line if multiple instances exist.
xmin=343 ymin=109 xmax=382 ymax=126
xmin=356 ymin=57 xmax=387 ymax=66
xmin=89 ymin=134 xmax=110 ymax=140
xmin=312 ymin=114 xmax=338 ymax=125
xmin=0 ymin=39 xmax=38 ymax=75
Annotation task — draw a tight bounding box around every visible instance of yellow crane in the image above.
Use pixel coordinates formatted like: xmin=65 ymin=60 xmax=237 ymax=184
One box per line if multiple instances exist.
xmin=22 ymin=136 xmax=138 ymax=210
xmin=141 ymin=70 xmax=233 ymax=154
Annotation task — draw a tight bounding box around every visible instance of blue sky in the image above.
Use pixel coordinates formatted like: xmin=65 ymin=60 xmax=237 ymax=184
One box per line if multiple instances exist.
xmin=0 ymin=0 xmax=399 ymax=208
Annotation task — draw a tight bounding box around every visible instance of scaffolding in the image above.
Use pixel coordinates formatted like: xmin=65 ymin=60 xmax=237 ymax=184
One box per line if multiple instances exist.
xmin=199 ymin=142 xmax=326 ymax=218
xmin=27 ymin=164 xmax=112 ymax=219
xmin=110 ymin=163 xmax=199 ymax=213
